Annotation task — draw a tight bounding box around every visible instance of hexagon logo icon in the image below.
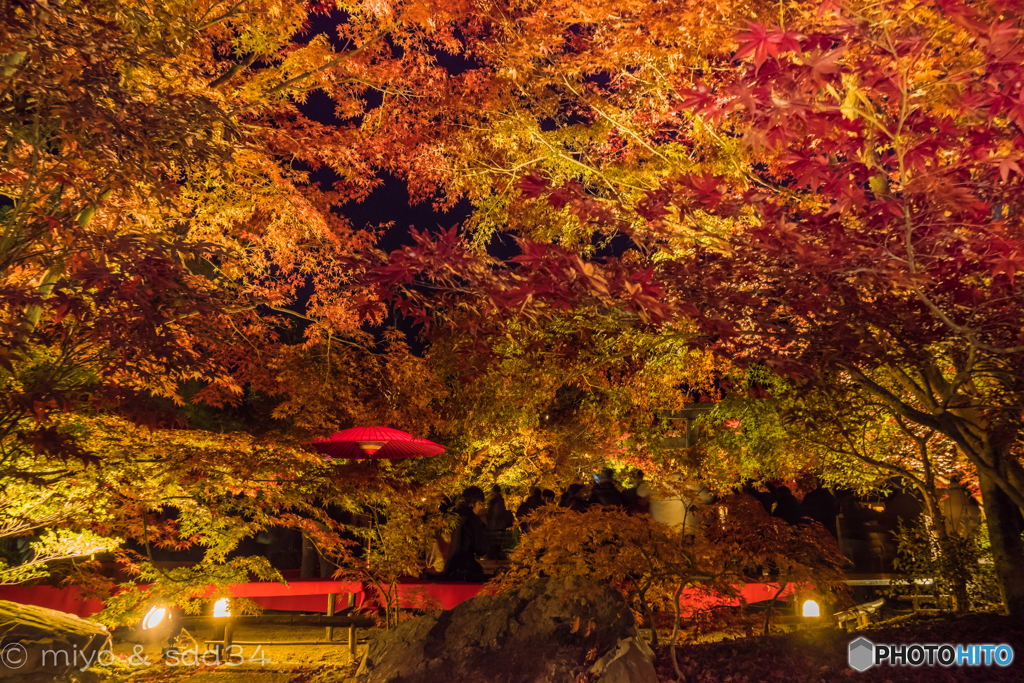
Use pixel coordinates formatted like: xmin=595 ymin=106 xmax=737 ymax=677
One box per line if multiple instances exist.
xmin=848 ymin=637 xmax=874 ymax=672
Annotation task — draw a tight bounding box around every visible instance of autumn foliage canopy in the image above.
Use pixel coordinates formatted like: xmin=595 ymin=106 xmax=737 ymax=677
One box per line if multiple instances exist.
xmin=2 ymin=0 xmax=1024 ymax=622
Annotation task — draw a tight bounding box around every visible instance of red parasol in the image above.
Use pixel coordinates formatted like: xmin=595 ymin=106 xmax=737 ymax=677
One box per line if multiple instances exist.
xmin=306 ymin=426 xmax=445 ymax=460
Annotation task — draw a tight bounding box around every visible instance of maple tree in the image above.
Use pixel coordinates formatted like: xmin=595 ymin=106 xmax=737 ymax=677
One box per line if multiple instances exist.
xmin=698 ymin=365 xmax=990 ymax=611
xmin=648 ymin=0 xmax=1024 ymax=614
xmin=271 ymin=330 xmax=444 ymax=436
xmin=0 ymin=0 xmax=405 ymax=443
xmin=2 ymin=0 xmax=1021 ymax=636
xmin=2 ymin=413 xmax=320 ymax=618
xmin=414 ymin=302 xmax=725 ymax=491
xmin=699 ymin=366 xmax=968 ymax=524
xmin=362 ymin=0 xmax=1024 ymax=615
xmin=496 ymin=497 xmax=847 ymax=676
xmin=0 ymin=410 xmax=459 ymax=625
xmin=0 ymin=0 xmax=457 ymax=604
xmin=346 ymin=0 xmax=807 ymax=247
xmin=317 ymin=490 xmax=450 ymax=630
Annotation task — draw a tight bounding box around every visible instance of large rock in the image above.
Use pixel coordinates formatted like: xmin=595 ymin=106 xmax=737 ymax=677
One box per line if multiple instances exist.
xmin=354 ymin=576 xmax=642 ymax=683
xmin=588 ymin=636 xmax=659 ymax=683
xmin=0 ymin=600 xmax=111 ymax=681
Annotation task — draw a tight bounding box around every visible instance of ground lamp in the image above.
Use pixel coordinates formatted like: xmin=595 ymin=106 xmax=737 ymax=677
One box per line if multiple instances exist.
xmin=142 ymin=606 xmax=167 ymax=630
xmin=140 ymin=604 xmax=173 ymax=645
xmin=798 ymin=596 xmax=834 ymax=629
xmin=306 ymin=426 xmax=445 ymax=460
xmin=210 ymin=598 xmax=234 ymax=660
xmin=214 ymin=598 xmax=231 ymax=618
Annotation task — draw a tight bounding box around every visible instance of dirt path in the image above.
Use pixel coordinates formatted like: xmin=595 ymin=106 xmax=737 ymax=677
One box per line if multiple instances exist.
xmin=106 ymin=623 xmax=369 ymax=683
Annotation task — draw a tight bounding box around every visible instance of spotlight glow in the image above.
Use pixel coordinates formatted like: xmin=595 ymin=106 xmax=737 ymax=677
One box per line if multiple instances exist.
xmin=213 ymin=598 xmax=231 ymax=618
xmin=142 ymin=606 xmax=166 ymax=630
xmin=802 ymin=599 xmax=820 ymax=617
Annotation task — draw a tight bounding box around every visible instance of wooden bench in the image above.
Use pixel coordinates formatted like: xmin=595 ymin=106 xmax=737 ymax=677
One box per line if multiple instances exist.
xmin=894 ymin=593 xmax=952 ymax=611
xmin=190 ymin=581 xmax=366 ymax=655
xmin=834 ymin=598 xmax=885 ymax=629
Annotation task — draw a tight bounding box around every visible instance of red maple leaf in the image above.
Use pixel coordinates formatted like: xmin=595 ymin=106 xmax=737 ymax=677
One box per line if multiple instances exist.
xmin=734 ymin=24 xmax=802 ymax=71
xmin=805 ymin=48 xmax=844 ymax=85
xmin=991 ymin=249 xmax=1024 ymax=284
xmin=516 ymin=173 xmax=550 ymax=199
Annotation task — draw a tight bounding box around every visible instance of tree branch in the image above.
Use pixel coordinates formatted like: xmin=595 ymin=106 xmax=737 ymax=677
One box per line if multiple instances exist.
xmin=197 ymin=0 xmax=249 ymax=31
xmin=266 ymin=35 xmax=385 ymax=96
xmin=208 ymin=54 xmax=259 ymax=89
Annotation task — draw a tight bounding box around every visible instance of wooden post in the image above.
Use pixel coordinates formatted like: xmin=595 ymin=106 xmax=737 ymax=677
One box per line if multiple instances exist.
xmin=213 ymin=619 xmax=235 ymax=660
xmin=347 ymin=593 xmax=357 ymax=657
xmin=326 ymin=593 xmax=336 ymax=642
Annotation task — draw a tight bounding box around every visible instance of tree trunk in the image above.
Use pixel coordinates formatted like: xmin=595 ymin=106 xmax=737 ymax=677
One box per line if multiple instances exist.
xmin=979 ymin=473 xmax=1024 ymax=618
xmin=920 ymin=492 xmax=969 ymax=613
xmin=669 ymin=582 xmax=685 ymax=682
xmin=762 ymin=582 xmax=787 ymax=636
xmin=636 ymin=580 xmax=658 ymax=647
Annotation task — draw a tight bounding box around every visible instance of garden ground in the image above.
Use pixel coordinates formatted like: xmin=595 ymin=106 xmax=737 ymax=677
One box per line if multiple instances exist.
xmin=654 ymin=612 xmax=1024 ymax=683
xmin=95 ymin=612 xmax=1024 ymax=683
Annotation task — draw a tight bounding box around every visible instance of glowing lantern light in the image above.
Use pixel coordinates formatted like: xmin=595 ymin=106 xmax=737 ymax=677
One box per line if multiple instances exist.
xmin=213 ymin=598 xmax=231 ymax=618
xmin=802 ymin=599 xmax=820 ymax=618
xmin=359 ymin=440 xmax=385 ymax=455
xmin=142 ymin=606 xmax=166 ymax=630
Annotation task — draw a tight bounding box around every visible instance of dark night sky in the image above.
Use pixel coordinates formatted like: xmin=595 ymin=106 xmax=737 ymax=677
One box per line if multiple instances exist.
xmin=292 ymin=11 xmax=632 ymax=290
xmin=295 ymin=12 xmax=484 ymax=258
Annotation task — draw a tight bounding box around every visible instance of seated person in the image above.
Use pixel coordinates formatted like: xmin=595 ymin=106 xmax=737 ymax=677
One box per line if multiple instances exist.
xmin=622 ymin=470 xmax=650 ymax=513
xmin=486 ymin=484 xmax=514 ymax=560
xmin=589 ymin=468 xmax=625 ymax=507
xmin=516 ymin=487 xmax=544 ymax=529
xmin=442 ymin=486 xmax=489 ymax=581
xmin=541 ymin=489 xmax=556 ymax=506
xmin=560 ymin=483 xmax=589 ymax=512
xmin=487 ymin=484 xmax=511 ymax=531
